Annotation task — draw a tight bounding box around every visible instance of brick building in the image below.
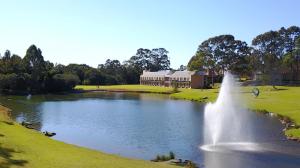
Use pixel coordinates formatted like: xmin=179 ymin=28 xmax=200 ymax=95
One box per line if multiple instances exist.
xmin=140 ymin=70 xmax=210 ymax=89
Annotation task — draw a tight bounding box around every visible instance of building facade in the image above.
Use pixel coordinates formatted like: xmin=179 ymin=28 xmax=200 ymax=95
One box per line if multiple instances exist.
xmin=139 ymin=70 xmax=173 ymax=87
xmin=140 ymin=70 xmax=210 ymax=89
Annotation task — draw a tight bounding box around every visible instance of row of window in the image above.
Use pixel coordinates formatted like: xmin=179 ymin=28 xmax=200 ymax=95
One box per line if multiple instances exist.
xmin=140 ymin=77 xmax=164 ymax=80
xmin=140 ymin=76 xmax=191 ymax=81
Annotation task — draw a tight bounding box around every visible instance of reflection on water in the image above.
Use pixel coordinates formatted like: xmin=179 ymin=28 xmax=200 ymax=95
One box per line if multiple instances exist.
xmin=0 ymin=92 xmax=300 ymax=168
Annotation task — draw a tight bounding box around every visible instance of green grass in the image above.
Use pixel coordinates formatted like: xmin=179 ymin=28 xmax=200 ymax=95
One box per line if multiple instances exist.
xmin=1 ymin=85 xmax=299 ymax=167
xmin=0 ymin=106 xmax=176 ymax=168
xmin=76 ymin=85 xmax=174 ymax=94
xmin=76 ymin=85 xmax=300 ymax=138
xmin=285 ymin=128 xmax=300 ymax=138
xmin=170 ymin=88 xmax=218 ymax=102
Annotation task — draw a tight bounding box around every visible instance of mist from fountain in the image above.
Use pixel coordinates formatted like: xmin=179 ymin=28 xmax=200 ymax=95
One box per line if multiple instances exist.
xmin=203 ymin=72 xmax=253 ymax=146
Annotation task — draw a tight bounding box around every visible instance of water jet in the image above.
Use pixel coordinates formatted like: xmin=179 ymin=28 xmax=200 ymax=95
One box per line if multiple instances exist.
xmin=202 ymin=72 xmax=254 ymax=149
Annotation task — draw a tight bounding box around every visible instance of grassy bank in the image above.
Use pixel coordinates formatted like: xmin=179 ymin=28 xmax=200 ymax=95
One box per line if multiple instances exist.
xmin=76 ymin=85 xmax=174 ymax=94
xmin=0 ymin=106 xmax=176 ymax=168
xmin=76 ymin=85 xmax=300 ymax=138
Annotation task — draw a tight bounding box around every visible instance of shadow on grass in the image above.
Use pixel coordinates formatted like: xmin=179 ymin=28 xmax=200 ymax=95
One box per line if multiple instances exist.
xmin=2 ymin=121 xmax=14 ymax=125
xmin=271 ymin=88 xmax=288 ymax=91
xmin=0 ymin=141 xmax=28 ymax=168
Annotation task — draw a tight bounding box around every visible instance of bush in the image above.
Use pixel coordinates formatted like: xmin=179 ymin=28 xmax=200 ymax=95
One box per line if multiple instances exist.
xmin=47 ymin=73 xmax=80 ymax=92
xmin=172 ymin=81 xmax=179 ymax=93
xmin=153 ymin=152 xmax=175 ymax=162
xmin=185 ymin=161 xmax=197 ymax=168
xmin=169 ymin=151 xmax=175 ymax=159
xmin=155 ymin=155 xmax=161 ymax=161
xmin=161 ymin=155 xmax=167 ymax=161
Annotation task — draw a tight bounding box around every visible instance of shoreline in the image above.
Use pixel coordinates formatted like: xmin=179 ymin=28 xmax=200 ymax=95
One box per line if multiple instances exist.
xmin=75 ymin=85 xmax=300 ymax=140
xmin=74 ymin=89 xmax=174 ymax=94
xmin=2 ymin=85 xmax=300 ymax=140
xmin=0 ymin=104 xmax=176 ymax=168
xmin=0 ymin=85 xmax=299 ymax=167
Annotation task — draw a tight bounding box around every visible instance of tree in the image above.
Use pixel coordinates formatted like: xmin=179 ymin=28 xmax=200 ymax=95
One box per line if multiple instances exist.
xmin=0 ymin=45 xmax=80 ymax=94
xmin=187 ymin=52 xmax=205 ymax=71
xmin=48 ymin=73 xmax=80 ymax=92
xmin=178 ymin=65 xmax=187 ymax=71
xmin=127 ymin=48 xmax=152 ymax=71
xmin=294 ymin=37 xmax=300 ymax=80
xmin=279 ymin=26 xmax=300 ymax=53
xmin=65 ymin=64 xmax=91 ymax=84
xmin=122 ymin=63 xmax=141 ymax=84
xmin=127 ymin=48 xmax=170 ymax=72
xmin=283 ymin=52 xmax=294 ymax=76
xmin=23 ymin=45 xmax=47 ymax=92
xmin=125 ymin=48 xmax=170 ymax=84
xmin=10 ymin=55 xmax=25 ymax=73
xmin=84 ymin=68 xmax=104 ymax=85
xmin=98 ymin=59 xmax=126 ymax=84
xmin=149 ymin=48 xmax=170 ymax=71
xmin=252 ymin=26 xmax=300 ymax=85
xmin=194 ymin=35 xmax=250 ymax=75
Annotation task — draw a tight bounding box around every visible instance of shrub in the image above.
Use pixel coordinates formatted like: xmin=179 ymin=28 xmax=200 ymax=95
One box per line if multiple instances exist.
xmin=185 ymin=161 xmax=197 ymax=168
xmin=47 ymin=73 xmax=80 ymax=92
xmin=153 ymin=152 xmax=175 ymax=162
xmin=161 ymin=155 xmax=167 ymax=161
xmin=169 ymin=151 xmax=175 ymax=159
xmin=156 ymin=155 xmax=161 ymax=161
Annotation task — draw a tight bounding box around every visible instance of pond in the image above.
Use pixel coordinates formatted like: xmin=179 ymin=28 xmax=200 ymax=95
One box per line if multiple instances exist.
xmin=0 ymin=92 xmax=300 ymax=168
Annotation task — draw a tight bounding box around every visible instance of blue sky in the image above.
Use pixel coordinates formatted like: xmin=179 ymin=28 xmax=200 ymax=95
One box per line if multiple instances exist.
xmin=0 ymin=0 xmax=299 ymax=68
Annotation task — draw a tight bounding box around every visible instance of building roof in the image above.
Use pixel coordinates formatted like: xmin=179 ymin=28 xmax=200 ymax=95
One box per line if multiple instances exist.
xmin=140 ymin=70 xmax=208 ymax=78
xmin=170 ymin=70 xmax=196 ymax=78
xmin=140 ymin=70 xmax=173 ymax=77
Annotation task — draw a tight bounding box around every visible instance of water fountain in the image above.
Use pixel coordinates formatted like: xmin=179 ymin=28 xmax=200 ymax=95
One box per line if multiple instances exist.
xmin=26 ymin=94 xmax=32 ymax=100
xmin=202 ymin=72 xmax=254 ymax=150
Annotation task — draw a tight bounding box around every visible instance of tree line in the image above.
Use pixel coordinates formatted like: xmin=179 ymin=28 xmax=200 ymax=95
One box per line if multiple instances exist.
xmin=0 ymin=46 xmax=170 ymax=94
xmin=1 ymin=25 xmax=299 ymax=94
xmin=187 ymin=26 xmax=300 ymax=85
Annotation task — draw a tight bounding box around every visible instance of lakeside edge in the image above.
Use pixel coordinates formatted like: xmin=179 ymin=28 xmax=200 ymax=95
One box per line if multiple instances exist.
xmin=75 ymin=85 xmax=300 ymax=139
xmin=0 ymin=105 xmax=176 ymax=168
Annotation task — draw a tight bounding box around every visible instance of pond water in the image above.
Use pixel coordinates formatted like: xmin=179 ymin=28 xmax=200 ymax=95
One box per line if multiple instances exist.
xmin=0 ymin=92 xmax=300 ymax=168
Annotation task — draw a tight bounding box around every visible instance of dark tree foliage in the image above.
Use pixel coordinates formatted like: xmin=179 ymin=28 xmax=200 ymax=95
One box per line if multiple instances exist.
xmin=0 ymin=45 xmax=171 ymax=94
xmin=22 ymin=45 xmax=48 ymax=92
xmin=46 ymin=73 xmax=80 ymax=92
xmin=190 ymin=34 xmax=250 ymax=76
xmin=187 ymin=26 xmax=300 ymax=85
xmin=178 ymin=65 xmax=187 ymax=71
xmin=252 ymin=26 xmax=300 ymax=85
xmin=98 ymin=59 xmax=127 ymax=85
xmin=2 ymin=26 xmax=299 ymax=94
xmin=187 ymin=52 xmax=205 ymax=71
xmin=124 ymin=48 xmax=170 ymax=83
xmin=64 ymin=64 xmax=91 ymax=84
xmin=0 ymin=45 xmax=79 ymax=94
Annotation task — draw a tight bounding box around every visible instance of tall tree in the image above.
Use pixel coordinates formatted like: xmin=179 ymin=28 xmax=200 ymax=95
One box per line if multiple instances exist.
xmin=295 ymin=38 xmax=300 ymax=80
xmin=195 ymin=35 xmax=250 ymax=74
xmin=98 ymin=59 xmax=126 ymax=84
xmin=187 ymin=52 xmax=205 ymax=71
xmin=127 ymin=48 xmax=170 ymax=72
xmin=149 ymin=48 xmax=170 ymax=71
xmin=65 ymin=64 xmax=91 ymax=84
xmin=252 ymin=26 xmax=300 ymax=85
xmin=23 ymin=45 xmax=47 ymax=92
xmin=178 ymin=65 xmax=187 ymax=71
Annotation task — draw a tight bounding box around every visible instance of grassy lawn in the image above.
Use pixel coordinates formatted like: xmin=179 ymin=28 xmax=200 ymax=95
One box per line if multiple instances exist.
xmin=76 ymin=85 xmax=174 ymax=94
xmin=76 ymin=85 xmax=300 ymax=138
xmin=0 ymin=106 xmax=176 ymax=168
xmin=1 ymin=85 xmax=299 ymax=167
